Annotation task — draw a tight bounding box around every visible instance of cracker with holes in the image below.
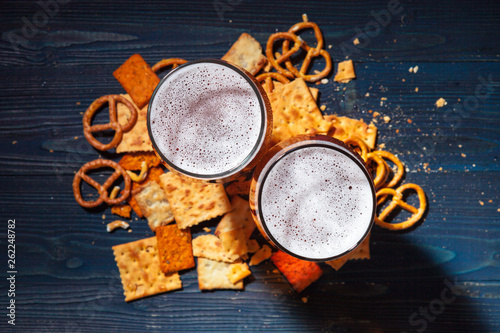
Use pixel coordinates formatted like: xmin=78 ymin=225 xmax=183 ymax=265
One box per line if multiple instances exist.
xmin=192 ymin=234 xmax=240 ymax=263
xmin=221 ymin=33 xmax=267 ymax=76
xmin=197 ymin=257 xmax=244 ymax=290
xmin=135 ymin=181 xmax=174 ymax=231
xmin=112 ymin=236 xmax=182 ymax=302
xmin=116 ymin=94 xmax=153 ymax=153
xmin=159 ymin=172 xmax=232 ymax=229
xmin=270 ymin=250 xmax=323 ymax=293
xmin=215 ymin=196 xmax=255 ymax=256
xmin=334 ymin=60 xmax=356 ymax=83
xmin=156 ymin=224 xmax=195 ymax=274
xmin=325 ymin=115 xmax=377 ymax=150
xmin=269 ymin=78 xmax=331 ymax=144
xmin=113 ymin=54 xmax=160 ymax=109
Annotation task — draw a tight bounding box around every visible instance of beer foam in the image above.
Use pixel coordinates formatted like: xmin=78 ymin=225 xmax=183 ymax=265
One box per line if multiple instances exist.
xmin=260 ymin=145 xmax=374 ymax=260
xmin=149 ymin=62 xmax=263 ymax=176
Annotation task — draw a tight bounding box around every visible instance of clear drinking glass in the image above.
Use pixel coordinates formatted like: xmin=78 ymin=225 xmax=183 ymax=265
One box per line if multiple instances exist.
xmin=250 ymin=134 xmax=376 ymax=262
xmin=148 ymin=59 xmax=273 ymax=183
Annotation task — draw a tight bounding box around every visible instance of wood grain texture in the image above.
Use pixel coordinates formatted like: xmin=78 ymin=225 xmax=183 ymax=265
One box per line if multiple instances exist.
xmin=0 ymin=0 xmax=499 ymax=332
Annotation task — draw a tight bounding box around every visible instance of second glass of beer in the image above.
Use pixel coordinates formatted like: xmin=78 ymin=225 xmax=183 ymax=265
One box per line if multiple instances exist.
xmin=148 ymin=59 xmax=272 ymax=183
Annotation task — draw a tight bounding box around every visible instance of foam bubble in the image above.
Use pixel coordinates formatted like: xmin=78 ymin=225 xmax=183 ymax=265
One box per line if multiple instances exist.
xmin=260 ymin=145 xmax=374 ymax=260
xmin=149 ymin=62 xmax=263 ymax=176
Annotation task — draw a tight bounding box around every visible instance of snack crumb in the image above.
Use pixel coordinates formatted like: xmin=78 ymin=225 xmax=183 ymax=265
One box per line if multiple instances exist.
xmin=435 ymin=98 xmax=447 ymax=108
xmin=102 ymin=214 xmax=106 ymax=220
xmin=353 ymin=38 xmax=360 ymax=45
xmin=461 ymin=153 xmax=466 ymax=158
xmin=302 ymin=13 xmax=308 ymax=22
xmin=320 ymin=105 xmax=327 ymax=111
xmin=407 ymin=119 xmax=412 ymax=124
xmin=301 ymin=297 xmax=308 ymax=303
xmin=12 ymin=141 xmax=17 ymax=144
xmin=479 ymin=200 xmax=484 ymax=206
xmin=365 ymin=92 xmax=370 ymax=97
xmin=415 ymin=87 xmax=419 ymax=92
xmin=383 ymin=116 xmax=391 ymax=123
xmin=321 ymin=78 xmax=328 ymax=84
xmin=203 ymin=227 xmax=211 ymax=233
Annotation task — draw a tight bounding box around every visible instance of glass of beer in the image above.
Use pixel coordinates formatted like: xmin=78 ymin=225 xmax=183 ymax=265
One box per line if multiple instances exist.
xmin=148 ymin=59 xmax=272 ymax=183
xmin=250 ymin=134 xmax=376 ymax=262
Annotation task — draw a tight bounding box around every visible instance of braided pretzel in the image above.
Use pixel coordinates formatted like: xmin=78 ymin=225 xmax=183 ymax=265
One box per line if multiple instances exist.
xmin=256 ymin=72 xmax=290 ymax=94
xmin=282 ymin=22 xmax=332 ymax=82
xmin=73 ymin=159 xmax=131 ymax=208
xmin=375 ymin=183 xmax=426 ymax=230
xmin=152 ymin=58 xmax=188 ymax=73
xmin=83 ymin=95 xmax=138 ymax=151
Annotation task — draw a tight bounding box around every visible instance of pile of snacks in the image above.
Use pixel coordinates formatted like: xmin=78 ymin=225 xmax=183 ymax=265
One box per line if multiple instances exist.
xmin=72 ymin=17 xmax=427 ymax=301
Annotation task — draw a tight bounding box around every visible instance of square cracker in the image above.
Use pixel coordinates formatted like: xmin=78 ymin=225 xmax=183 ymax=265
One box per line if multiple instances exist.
xmin=112 ymin=236 xmax=182 ymax=302
xmin=156 ymin=225 xmax=195 ymax=274
xmin=197 ymin=257 xmax=244 ymax=290
xmin=325 ymin=115 xmax=377 ymax=149
xmin=221 ymin=33 xmax=267 ymax=76
xmin=135 ymin=181 xmax=175 ymax=231
xmin=270 ymin=250 xmax=323 ymax=293
xmin=192 ymin=234 xmax=240 ymax=263
xmin=113 ymin=54 xmax=160 ymax=109
xmin=158 ymin=172 xmax=232 ymax=229
xmin=215 ymin=196 xmax=256 ymax=256
xmin=269 ymin=78 xmax=331 ymax=144
xmin=334 ymin=60 xmax=356 ymax=83
xmin=116 ymin=94 xmax=153 ymax=153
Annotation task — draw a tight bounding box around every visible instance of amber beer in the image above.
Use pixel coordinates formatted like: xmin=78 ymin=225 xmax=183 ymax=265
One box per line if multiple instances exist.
xmin=250 ymin=135 xmax=376 ymax=262
xmin=148 ymin=60 xmax=272 ymax=183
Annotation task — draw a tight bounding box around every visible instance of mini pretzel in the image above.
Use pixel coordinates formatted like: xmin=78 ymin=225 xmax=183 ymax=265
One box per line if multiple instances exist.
xmin=83 ymin=95 xmax=138 ymax=151
xmin=152 ymin=58 xmax=188 ymax=73
xmin=256 ymin=72 xmax=290 ymax=94
xmin=375 ymin=183 xmax=426 ymax=230
xmin=73 ymin=159 xmax=131 ymax=208
xmin=266 ymin=32 xmax=304 ymax=79
xmin=366 ymin=152 xmax=389 ymax=189
xmin=373 ymin=150 xmax=405 ymax=188
xmin=344 ymin=135 xmax=370 ymax=162
xmin=281 ymin=21 xmax=332 ymax=82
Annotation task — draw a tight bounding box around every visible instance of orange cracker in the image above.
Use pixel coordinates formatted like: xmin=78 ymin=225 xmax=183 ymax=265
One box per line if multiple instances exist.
xmin=334 ymin=60 xmax=356 ymax=83
xmin=227 ymin=262 xmax=252 ymax=284
xmin=116 ymin=94 xmax=153 ymax=153
xmin=269 ymin=78 xmax=331 ymax=144
xmin=158 ymin=172 xmax=232 ymax=229
xmin=324 ymin=255 xmax=350 ymax=271
xmin=221 ymin=33 xmax=267 ymax=76
xmin=112 ymin=236 xmax=182 ymax=302
xmin=197 ymin=257 xmax=244 ymax=290
xmin=249 ymin=244 xmax=272 ymax=266
xmin=119 ymin=151 xmax=161 ymax=170
xmin=270 ymin=250 xmax=323 ymax=293
xmin=192 ymin=234 xmax=240 ymax=263
xmin=325 ymin=115 xmax=377 ymax=150
xmin=113 ymin=54 xmax=160 ymax=109
xmin=111 ymin=203 xmax=132 ymax=219
xmin=135 ymin=181 xmax=174 ymax=231
xmin=215 ymin=196 xmax=255 ymax=256
xmin=156 ymin=224 xmax=195 ymax=274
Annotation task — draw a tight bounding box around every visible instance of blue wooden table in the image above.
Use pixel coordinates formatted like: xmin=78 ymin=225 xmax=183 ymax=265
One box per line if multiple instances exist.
xmin=1 ymin=0 xmax=499 ymax=332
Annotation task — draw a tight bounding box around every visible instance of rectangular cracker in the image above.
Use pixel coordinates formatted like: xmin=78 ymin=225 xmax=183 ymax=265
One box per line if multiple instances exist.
xmin=112 ymin=237 xmax=182 ymax=302
xmin=270 ymin=250 xmax=323 ymax=293
xmin=269 ymin=78 xmax=331 ymax=144
xmin=192 ymin=234 xmax=240 ymax=263
xmin=221 ymin=33 xmax=267 ymax=76
xmin=116 ymin=94 xmax=153 ymax=153
xmin=156 ymin=225 xmax=195 ymax=274
xmin=197 ymin=257 xmax=244 ymax=290
xmin=215 ymin=196 xmax=255 ymax=256
xmin=325 ymin=115 xmax=378 ymax=149
xmin=135 ymin=181 xmax=175 ymax=231
xmin=113 ymin=54 xmax=160 ymax=109
xmin=158 ymin=172 xmax=232 ymax=229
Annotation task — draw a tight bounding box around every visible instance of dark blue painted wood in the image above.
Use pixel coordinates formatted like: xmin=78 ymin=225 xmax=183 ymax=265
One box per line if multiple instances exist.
xmin=0 ymin=0 xmax=499 ymax=332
